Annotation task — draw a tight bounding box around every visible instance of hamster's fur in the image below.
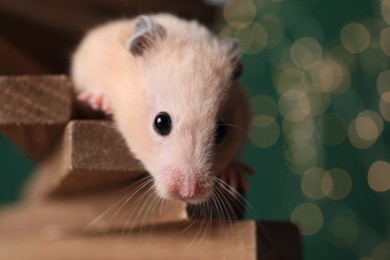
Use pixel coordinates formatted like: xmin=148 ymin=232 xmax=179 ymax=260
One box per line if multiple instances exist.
xmin=71 ymin=14 xmax=252 ymax=204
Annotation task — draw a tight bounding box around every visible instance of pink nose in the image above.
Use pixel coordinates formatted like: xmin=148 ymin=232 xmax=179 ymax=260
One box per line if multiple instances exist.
xmin=170 ymin=182 xmax=199 ymax=201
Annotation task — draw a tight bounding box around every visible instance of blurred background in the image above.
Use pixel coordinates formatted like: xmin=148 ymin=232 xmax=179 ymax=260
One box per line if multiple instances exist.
xmin=0 ymin=0 xmax=389 ymax=259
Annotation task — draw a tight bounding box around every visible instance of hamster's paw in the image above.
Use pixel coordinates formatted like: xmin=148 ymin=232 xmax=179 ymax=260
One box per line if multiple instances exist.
xmin=78 ymin=91 xmax=112 ymax=115
xmin=219 ymin=162 xmax=255 ymax=192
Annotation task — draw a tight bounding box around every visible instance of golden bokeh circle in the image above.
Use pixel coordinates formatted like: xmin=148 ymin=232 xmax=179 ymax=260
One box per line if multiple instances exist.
xmin=285 ymin=142 xmax=317 ymax=166
xmin=310 ymin=59 xmax=350 ymax=95
xmin=368 ymin=161 xmax=390 ymax=192
xmin=348 ymin=111 xmax=384 ymax=148
xmin=372 ymin=241 xmax=390 ymax=260
xmin=245 ymin=23 xmax=268 ymax=55
xmin=327 ymin=216 xmax=359 ymax=247
xmin=381 ymin=0 xmax=390 ymax=25
xmin=282 ymin=116 xmax=315 ymax=143
xmin=234 ymin=26 xmax=253 ymax=53
xmin=377 ymin=70 xmax=390 ymax=95
xmin=250 ymin=94 xmax=278 ymax=118
xmin=223 ymin=0 xmax=257 ymax=28
xmin=380 ymin=27 xmax=390 ymax=56
xmin=291 ymin=203 xmax=323 ymax=236
xmin=341 ymin=23 xmax=370 ymax=54
xmin=380 ymin=92 xmax=390 ymax=121
xmin=290 ymin=37 xmax=323 ymax=70
xmin=321 ymin=168 xmax=352 ymax=200
xmin=301 ymin=167 xmax=327 ymax=200
xmin=279 ymin=90 xmax=311 ymax=121
xmin=249 ymin=115 xmax=280 ymax=148
xmin=273 ymin=66 xmax=309 ymax=94
xmin=260 ymin=15 xmax=284 ymax=48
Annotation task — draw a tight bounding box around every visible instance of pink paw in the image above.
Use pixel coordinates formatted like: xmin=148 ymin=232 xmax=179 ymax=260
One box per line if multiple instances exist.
xmin=78 ymin=91 xmax=112 ymax=115
xmin=219 ymin=162 xmax=255 ymax=192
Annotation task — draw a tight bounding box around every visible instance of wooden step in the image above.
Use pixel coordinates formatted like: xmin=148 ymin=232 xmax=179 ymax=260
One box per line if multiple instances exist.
xmin=24 ymin=120 xmax=145 ymax=196
xmin=0 ymin=75 xmax=73 ymax=161
xmin=0 ymin=182 xmax=188 ymax=235
xmin=0 ymin=216 xmax=301 ymax=260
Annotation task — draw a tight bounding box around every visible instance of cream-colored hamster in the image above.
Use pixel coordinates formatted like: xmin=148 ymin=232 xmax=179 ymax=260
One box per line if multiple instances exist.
xmin=71 ymin=14 xmax=252 ymax=204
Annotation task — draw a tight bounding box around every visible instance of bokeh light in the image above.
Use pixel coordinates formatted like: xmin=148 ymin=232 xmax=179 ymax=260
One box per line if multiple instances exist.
xmin=218 ymin=0 xmax=390 ymax=259
xmin=246 ymin=22 xmax=268 ymax=54
xmin=340 ymin=23 xmax=370 ymax=54
xmin=310 ymin=59 xmax=351 ymax=95
xmin=290 ymin=37 xmax=323 ymax=70
xmin=368 ymin=161 xmax=390 ymax=192
xmin=291 ymin=203 xmax=323 ymax=236
xmin=250 ymin=94 xmax=278 ymax=118
xmin=282 ymin=116 xmax=314 ymax=143
xmin=321 ymin=168 xmax=352 ymax=200
xmin=249 ymin=115 xmax=280 ymax=148
xmin=301 ymin=167 xmax=327 ymax=200
xmin=348 ymin=111 xmax=384 ymax=149
xmin=379 ymin=92 xmax=390 ymax=121
xmin=259 ymin=15 xmax=284 ymax=48
xmin=223 ymin=0 xmax=257 ymax=28
xmin=380 ymin=27 xmax=390 ymax=56
xmin=377 ymin=70 xmax=390 ymax=95
xmin=327 ymin=216 xmax=359 ymax=247
xmin=372 ymin=241 xmax=390 ymax=260
xmin=306 ymin=89 xmax=330 ymax=116
xmin=284 ymin=141 xmax=319 ymax=174
xmin=274 ymin=67 xmax=309 ymax=94
xmin=279 ymin=90 xmax=311 ymax=121
xmin=381 ymin=0 xmax=390 ymax=25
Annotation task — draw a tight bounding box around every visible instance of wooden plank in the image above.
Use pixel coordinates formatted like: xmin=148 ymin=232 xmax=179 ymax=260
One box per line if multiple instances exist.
xmin=38 ymin=120 xmax=146 ymax=195
xmin=0 ymin=75 xmax=73 ymax=160
xmin=0 ymin=221 xmax=257 ymax=260
xmin=0 ymin=182 xmax=188 ymax=235
xmin=0 ymin=219 xmax=301 ymax=260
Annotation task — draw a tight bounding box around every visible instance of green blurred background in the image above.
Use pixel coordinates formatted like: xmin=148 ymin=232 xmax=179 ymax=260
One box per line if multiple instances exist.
xmin=1 ymin=0 xmax=390 ymax=259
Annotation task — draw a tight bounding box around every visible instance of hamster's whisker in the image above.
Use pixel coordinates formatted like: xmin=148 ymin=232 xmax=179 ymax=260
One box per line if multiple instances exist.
xmin=213 ymin=176 xmax=258 ymax=219
xmin=82 ymin=175 xmax=152 ymax=232
xmin=224 ymin=123 xmax=249 ymax=135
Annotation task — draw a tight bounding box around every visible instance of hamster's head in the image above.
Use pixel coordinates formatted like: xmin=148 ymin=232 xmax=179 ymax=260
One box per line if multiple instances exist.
xmin=121 ymin=15 xmax=245 ymax=204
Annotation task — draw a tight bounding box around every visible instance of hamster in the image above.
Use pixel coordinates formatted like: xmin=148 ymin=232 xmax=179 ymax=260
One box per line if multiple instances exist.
xmin=71 ymin=14 xmax=253 ymax=204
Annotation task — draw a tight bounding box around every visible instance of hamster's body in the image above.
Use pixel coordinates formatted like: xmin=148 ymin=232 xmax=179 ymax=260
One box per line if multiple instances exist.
xmin=71 ymin=14 xmax=252 ymax=204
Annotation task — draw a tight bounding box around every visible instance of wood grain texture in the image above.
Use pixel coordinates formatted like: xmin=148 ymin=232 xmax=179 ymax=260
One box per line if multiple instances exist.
xmin=0 ymin=182 xmax=188 ymax=236
xmin=0 ymin=75 xmax=73 ymax=160
xmin=0 ymin=218 xmax=301 ymax=260
xmin=29 ymin=120 xmax=146 ymax=195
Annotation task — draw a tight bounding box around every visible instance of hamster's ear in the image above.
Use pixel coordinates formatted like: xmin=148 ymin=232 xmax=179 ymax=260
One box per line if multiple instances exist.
xmin=220 ymin=38 xmax=243 ymax=79
xmin=127 ymin=15 xmax=166 ymax=56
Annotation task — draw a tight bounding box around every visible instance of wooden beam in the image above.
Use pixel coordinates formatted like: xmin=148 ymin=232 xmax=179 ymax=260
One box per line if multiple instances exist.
xmin=25 ymin=120 xmax=146 ymax=195
xmin=0 ymin=218 xmax=301 ymax=260
xmin=0 ymin=75 xmax=72 ymax=161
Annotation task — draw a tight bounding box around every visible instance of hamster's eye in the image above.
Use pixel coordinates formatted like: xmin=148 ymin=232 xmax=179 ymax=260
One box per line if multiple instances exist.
xmin=215 ymin=120 xmax=228 ymax=144
xmin=154 ymin=112 xmax=172 ymax=136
